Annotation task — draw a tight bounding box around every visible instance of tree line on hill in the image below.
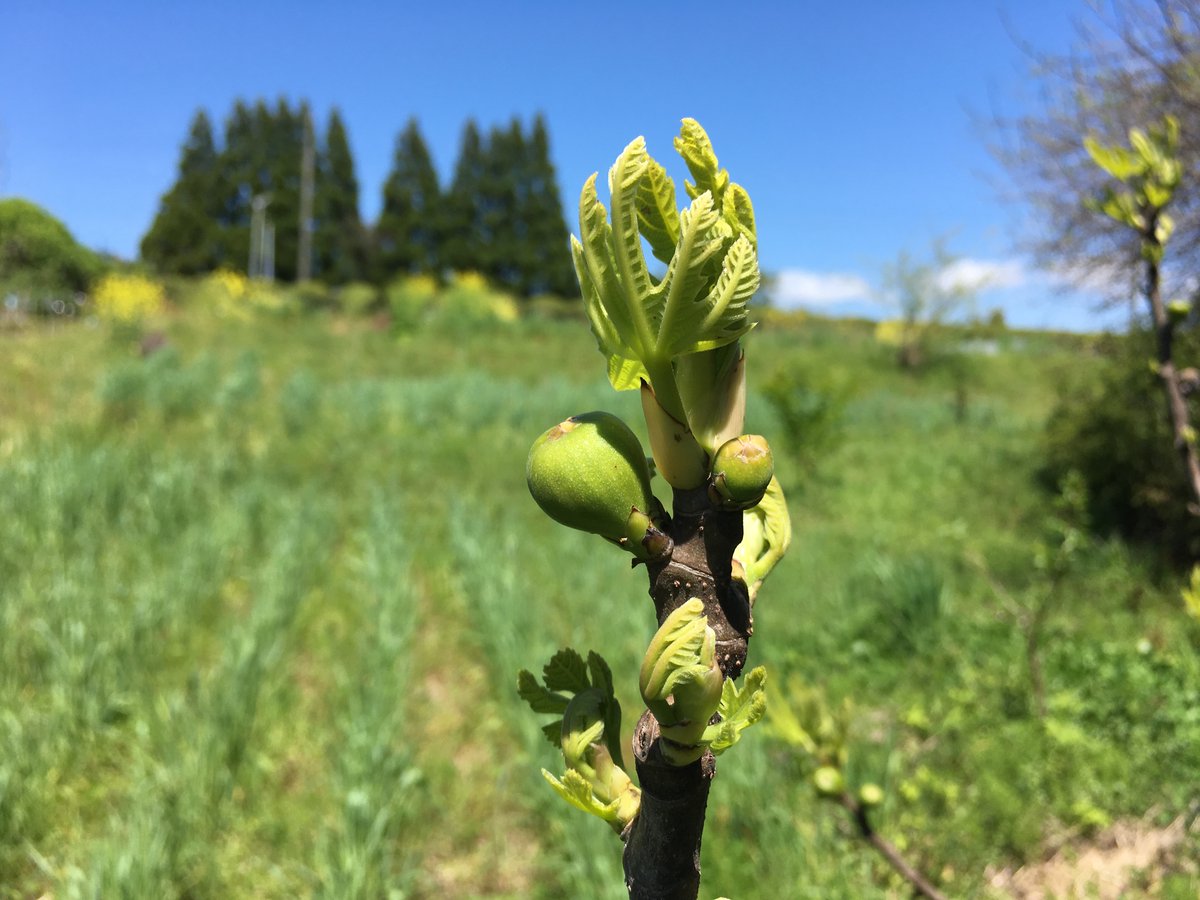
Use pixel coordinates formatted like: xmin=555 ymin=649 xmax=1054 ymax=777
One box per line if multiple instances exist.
xmin=140 ymin=99 xmax=578 ymax=298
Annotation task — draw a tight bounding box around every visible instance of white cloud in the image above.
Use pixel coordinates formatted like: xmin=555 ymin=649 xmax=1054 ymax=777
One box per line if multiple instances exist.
xmin=935 ymin=258 xmax=1026 ymax=293
xmin=772 ymin=269 xmax=871 ymax=308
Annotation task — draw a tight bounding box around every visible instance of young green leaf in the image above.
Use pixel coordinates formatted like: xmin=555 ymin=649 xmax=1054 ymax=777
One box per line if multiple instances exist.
xmin=517 ymin=668 xmax=570 ymax=715
xmin=1083 ymin=136 xmax=1144 ymax=181
xmin=705 ymin=665 xmax=767 ymax=754
xmin=675 ymin=118 xmax=730 ymax=202
xmin=543 ymin=647 xmax=591 ymax=693
xmin=542 ymin=768 xmax=623 ymax=823
xmin=736 ymin=476 xmax=793 ymax=604
xmin=636 ymin=156 xmax=681 ymax=264
xmin=588 ymin=650 xmax=625 ymax=768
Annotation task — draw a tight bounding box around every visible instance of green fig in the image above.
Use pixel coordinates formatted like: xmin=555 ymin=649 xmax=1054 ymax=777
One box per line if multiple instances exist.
xmin=812 ymin=765 xmax=845 ymax=798
xmin=858 ymin=783 xmax=885 ymax=808
xmin=709 ymin=434 xmax=774 ymax=510
xmin=527 ymin=411 xmax=668 ymax=560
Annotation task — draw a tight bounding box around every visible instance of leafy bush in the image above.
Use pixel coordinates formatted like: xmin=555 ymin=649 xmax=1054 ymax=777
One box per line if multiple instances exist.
xmin=182 ymin=270 xmax=293 ymax=320
xmin=92 ymin=273 xmax=166 ymax=326
xmin=0 ymin=198 xmax=102 ymax=310
xmin=387 ymin=271 xmax=518 ymax=333
xmin=335 ymin=282 xmax=379 ymax=316
xmin=1042 ymin=328 xmax=1200 ymax=565
xmin=280 ymin=280 xmax=333 ymax=312
xmin=760 ymin=364 xmax=852 ymax=470
xmin=439 ymin=271 xmax=518 ymax=325
xmin=385 ymin=274 xmax=438 ymax=332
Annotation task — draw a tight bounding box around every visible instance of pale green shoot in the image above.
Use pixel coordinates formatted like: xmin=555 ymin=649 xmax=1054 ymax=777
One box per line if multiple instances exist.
xmin=571 ymin=121 xmax=760 ymax=428
xmin=1084 ymin=116 xmax=1181 ymax=262
xmin=734 ymin=476 xmax=793 ymax=604
xmin=703 ymin=665 xmax=767 ymax=754
xmin=518 ymin=648 xmax=639 ymax=830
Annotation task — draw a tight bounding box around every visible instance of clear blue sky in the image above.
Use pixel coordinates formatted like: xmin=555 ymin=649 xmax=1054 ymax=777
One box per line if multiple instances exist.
xmin=0 ymin=0 xmax=1131 ymax=330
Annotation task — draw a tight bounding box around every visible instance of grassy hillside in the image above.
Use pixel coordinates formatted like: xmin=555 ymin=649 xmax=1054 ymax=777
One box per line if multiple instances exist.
xmin=1 ymin=306 xmax=1197 ymax=898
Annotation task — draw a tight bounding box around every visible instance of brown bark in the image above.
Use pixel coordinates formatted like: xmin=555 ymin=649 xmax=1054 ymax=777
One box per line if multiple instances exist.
xmin=622 ymin=712 xmax=715 ymax=900
xmin=621 ymin=485 xmax=752 ymax=899
xmin=1145 ymin=221 xmax=1200 ymax=513
xmin=838 ymin=793 xmax=948 ymax=900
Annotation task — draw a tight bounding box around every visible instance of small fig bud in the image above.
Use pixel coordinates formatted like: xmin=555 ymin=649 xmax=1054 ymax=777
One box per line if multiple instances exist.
xmin=527 ymin=412 xmax=661 ymax=557
xmin=812 ymin=765 xmax=845 ymax=798
xmin=1168 ymin=298 xmax=1190 ymax=323
xmin=858 ymin=783 xmax=885 ymax=808
xmin=709 ymin=435 xmax=774 ymax=510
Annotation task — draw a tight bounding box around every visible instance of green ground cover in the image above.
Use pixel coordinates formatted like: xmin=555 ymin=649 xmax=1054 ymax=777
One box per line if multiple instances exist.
xmin=1 ymin=307 xmax=1197 ymax=898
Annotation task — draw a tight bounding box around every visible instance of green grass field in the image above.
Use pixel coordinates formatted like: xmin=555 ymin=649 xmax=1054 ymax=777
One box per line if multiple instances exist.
xmin=2 ymin=306 xmax=1198 ymax=898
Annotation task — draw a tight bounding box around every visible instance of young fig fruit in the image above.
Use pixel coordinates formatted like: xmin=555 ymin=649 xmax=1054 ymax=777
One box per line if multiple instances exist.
xmin=527 ymin=411 xmax=668 ymax=560
xmin=858 ymin=783 xmax=885 ymax=809
xmin=709 ymin=434 xmax=774 ymax=510
xmin=812 ymin=765 xmax=845 ymax=798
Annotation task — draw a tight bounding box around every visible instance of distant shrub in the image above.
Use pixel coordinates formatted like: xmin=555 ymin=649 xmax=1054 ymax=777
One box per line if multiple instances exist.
xmin=185 ymin=270 xmax=293 ymax=320
xmin=440 ymin=271 xmax=519 ymax=325
xmin=524 ymin=294 xmax=584 ymax=321
xmin=336 ymin=282 xmax=379 ymax=316
xmin=92 ymin=273 xmax=166 ymax=326
xmin=387 ymin=272 xmax=518 ymax=333
xmin=281 ymin=280 xmax=333 ymax=312
xmin=1042 ymin=328 xmax=1200 ymax=566
xmin=849 ymin=555 xmax=944 ymax=655
xmin=386 ymin=274 xmax=439 ymax=332
xmin=0 ymin=198 xmax=102 ymax=310
xmin=760 ymin=364 xmax=852 ymax=470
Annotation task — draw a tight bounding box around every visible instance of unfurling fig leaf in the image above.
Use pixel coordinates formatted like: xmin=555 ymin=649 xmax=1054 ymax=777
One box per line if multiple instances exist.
xmin=733 ymin=476 xmax=792 ymax=604
xmin=526 ymin=411 xmax=669 ymax=560
xmin=709 ymin=435 xmax=774 ymax=510
xmin=640 ymin=599 xmax=726 ymax=765
xmin=569 ymin=120 xmax=759 ymax=456
xmin=704 ymin=665 xmax=767 ymax=754
xmin=542 ymin=768 xmax=625 ymax=828
xmin=521 ymin=649 xmax=640 ymax=831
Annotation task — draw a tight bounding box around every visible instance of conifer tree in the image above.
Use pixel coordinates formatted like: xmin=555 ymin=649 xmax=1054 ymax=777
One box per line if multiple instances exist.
xmin=314 ymin=108 xmax=368 ymax=284
xmin=265 ymin=98 xmax=304 ymax=283
xmin=441 ymin=119 xmax=489 ymax=277
xmin=140 ymin=109 xmax=224 ymax=274
xmin=478 ymin=118 xmax=525 ymax=289
xmin=520 ymin=113 xmax=578 ymax=297
xmin=374 ymin=117 xmax=442 ymax=282
xmin=211 ymin=99 xmax=256 ymax=270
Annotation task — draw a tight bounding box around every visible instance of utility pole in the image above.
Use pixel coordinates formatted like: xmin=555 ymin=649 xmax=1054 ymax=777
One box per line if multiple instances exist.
xmin=249 ymin=194 xmax=273 ymax=280
xmin=297 ymin=111 xmax=315 ymax=282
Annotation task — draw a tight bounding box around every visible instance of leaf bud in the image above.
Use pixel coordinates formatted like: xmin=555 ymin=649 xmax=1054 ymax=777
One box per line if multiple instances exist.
xmin=709 ymin=435 xmax=774 ymax=510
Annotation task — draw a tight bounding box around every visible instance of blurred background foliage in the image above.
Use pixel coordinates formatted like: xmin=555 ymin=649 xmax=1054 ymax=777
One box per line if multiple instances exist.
xmin=1 ymin=293 xmax=1197 ymax=897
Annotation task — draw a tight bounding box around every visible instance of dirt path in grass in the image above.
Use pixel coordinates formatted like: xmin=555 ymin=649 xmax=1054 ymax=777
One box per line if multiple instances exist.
xmin=987 ymin=807 xmax=1199 ymax=898
xmin=410 ymin=572 xmax=541 ymax=897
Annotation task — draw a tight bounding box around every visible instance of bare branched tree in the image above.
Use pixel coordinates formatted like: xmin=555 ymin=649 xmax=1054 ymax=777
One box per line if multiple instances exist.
xmin=993 ymin=0 xmax=1200 ymax=308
